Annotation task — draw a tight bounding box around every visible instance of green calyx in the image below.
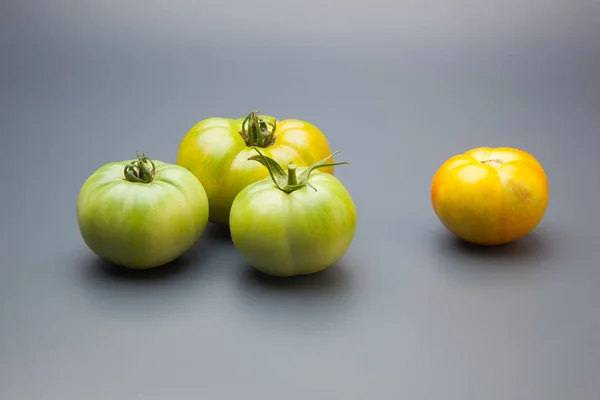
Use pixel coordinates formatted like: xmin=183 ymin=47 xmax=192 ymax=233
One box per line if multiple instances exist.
xmin=124 ymin=151 xmax=158 ymax=183
xmin=240 ymin=110 xmax=277 ymax=148
xmin=248 ymin=147 xmax=349 ymax=193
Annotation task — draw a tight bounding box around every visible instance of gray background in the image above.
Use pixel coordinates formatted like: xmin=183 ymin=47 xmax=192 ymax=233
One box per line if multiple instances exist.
xmin=1 ymin=0 xmax=599 ymax=399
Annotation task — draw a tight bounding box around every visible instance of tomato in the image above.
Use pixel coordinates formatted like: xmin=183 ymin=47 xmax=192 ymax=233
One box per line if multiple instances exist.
xmin=431 ymin=147 xmax=549 ymax=246
xmin=176 ymin=110 xmax=335 ymax=225
xmin=76 ymin=152 xmax=209 ymax=269
xmin=229 ymin=149 xmax=357 ymax=277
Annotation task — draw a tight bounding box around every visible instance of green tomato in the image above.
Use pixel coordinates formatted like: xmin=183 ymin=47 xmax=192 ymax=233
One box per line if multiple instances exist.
xmin=76 ymin=152 xmax=209 ymax=270
xmin=229 ymin=149 xmax=357 ymax=277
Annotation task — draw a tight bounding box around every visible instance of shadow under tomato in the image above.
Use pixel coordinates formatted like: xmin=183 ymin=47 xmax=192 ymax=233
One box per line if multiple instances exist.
xmin=86 ymin=256 xmax=189 ymax=282
xmin=85 ymin=240 xmax=207 ymax=283
xmin=204 ymin=223 xmax=232 ymax=244
xmin=433 ymin=225 xmax=557 ymax=279
xmin=232 ymin=261 xmax=357 ymax=329
xmin=239 ymin=264 xmax=351 ymax=294
xmin=77 ymin=239 xmax=213 ymax=319
xmin=439 ymin=231 xmax=550 ymax=261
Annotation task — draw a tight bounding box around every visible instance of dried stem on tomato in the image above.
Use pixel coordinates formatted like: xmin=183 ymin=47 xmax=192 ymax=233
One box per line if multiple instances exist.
xmin=240 ymin=110 xmax=277 ymax=148
xmin=124 ymin=151 xmax=158 ymax=183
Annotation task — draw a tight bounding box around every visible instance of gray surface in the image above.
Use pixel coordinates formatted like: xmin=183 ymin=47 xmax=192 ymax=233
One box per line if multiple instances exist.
xmin=1 ymin=1 xmax=599 ymax=399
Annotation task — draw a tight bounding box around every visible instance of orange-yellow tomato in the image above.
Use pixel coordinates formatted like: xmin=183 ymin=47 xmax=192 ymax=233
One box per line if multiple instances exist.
xmin=431 ymin=147 xmax=549 ymax=245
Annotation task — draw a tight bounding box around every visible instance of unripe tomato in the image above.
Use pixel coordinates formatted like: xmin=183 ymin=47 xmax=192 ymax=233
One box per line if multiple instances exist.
xmin=431 ymin=147 xmax=549 ymax=246
xmin=76 ymin=152 xmax=209 ymax=269
xmin=229 ymin=149 xmax=357 ymax=277
xmin=176 ymin=111 xmax=334 ymax=225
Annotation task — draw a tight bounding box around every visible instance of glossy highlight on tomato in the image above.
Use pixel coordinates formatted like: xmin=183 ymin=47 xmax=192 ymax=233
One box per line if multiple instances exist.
xmin=229 ymin=149 xmax=357 ymax=277
xmin=431 ymin=147 xmax=549 ymax=246
xmin=176 ymin=110 xmax=334 ymax=225
xmin=76 ymin=152 xmax=209 ymax=269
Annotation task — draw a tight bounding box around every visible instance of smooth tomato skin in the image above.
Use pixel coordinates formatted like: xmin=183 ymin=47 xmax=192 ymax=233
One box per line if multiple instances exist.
xmin=76 ymin=160 xmax=209 ymax=269
xmin=431 ymin=147 xmax=549 ymax=246
xmin=229 ymin=170 xmax=357 ymax=277
xmin=176 ymin=116 xmax=334 ymax=225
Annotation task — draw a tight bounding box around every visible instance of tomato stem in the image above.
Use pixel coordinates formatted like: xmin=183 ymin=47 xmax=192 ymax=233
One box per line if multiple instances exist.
xmin=287 ymin=164 xmax=298 ymax=186
xmin=248 ymin=147 xmax=349 ymax=194
xmin=481 ymin=158 xmax=504 ymax=167
xmin=240 ymin=110 xmax=276 ymax=148
xmin=124 ymin=151 xmax=158 ymax=183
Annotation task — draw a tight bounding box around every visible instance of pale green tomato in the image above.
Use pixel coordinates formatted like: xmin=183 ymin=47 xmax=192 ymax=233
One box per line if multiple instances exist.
xmin=76 ymin=152 xmax=209 ymax=270
xmin=229 ymin=149 xmax=357 ymax=277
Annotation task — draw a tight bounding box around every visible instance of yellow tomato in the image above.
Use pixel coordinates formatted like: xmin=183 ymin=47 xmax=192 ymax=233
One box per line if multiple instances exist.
xmin=176 ymin=111 xmax=334 ymax=225
xmin=431 ymin=147 xmax=549 ymax=245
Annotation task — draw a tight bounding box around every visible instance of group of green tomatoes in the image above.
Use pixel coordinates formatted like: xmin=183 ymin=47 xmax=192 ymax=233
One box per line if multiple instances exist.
xmin=76 ymin=111 xmax=357 ymax=277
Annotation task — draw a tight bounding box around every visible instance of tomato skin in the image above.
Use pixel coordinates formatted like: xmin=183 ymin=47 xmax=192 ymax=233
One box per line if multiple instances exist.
xmin=431 ymin=147 xmax=549 ymax=246
xmin=229 ymin=170 xmax=357 ymax=277
xmin=76 ymin=159 xmax=209 ymax=269
xmin=176 ymin=114 xmax=334 ymax=225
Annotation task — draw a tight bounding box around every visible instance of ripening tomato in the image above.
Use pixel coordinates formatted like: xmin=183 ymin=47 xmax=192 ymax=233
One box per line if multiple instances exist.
xmin=229 ymin=149 xmax=357 ymax=277
xmin=176 ymin=110 xmax=334 ymax=225
xmin=431 ymin=147 xmax=549 ymax=246
xmin=76 ymin=152 xmax=209 ymax=269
